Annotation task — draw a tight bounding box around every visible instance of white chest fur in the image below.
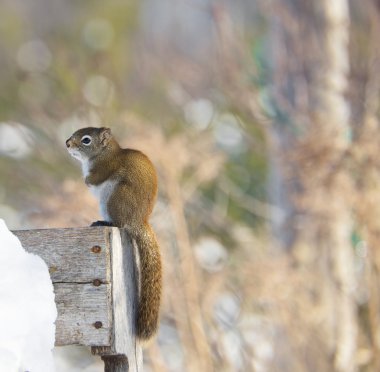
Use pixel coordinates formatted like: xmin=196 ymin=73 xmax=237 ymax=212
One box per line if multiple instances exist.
xmin=89 ymin=180 xmax=117 ymax=221
xmin=78 ymin=158 xmax=116 ymax=221
xmin=81 ymin=159 xmax=91 ymax=178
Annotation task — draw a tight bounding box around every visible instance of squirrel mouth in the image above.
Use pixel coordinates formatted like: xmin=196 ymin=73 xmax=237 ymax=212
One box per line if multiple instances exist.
xmin=68 ymin=149 xmax=82 ymax=160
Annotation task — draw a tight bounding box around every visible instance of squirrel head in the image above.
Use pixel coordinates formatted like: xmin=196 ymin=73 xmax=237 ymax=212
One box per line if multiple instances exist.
xmin=66 ymin=127 xmax=115 ymax=162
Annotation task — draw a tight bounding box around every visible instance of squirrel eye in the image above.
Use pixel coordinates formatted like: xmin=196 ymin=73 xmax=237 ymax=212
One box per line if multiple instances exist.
xmin=81 ymin=135 xmax=92 ymax=145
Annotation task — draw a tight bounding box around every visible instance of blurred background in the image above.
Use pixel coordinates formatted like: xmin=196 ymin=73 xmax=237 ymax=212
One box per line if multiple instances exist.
xmin=0 ymin=0 xmax=379 ymax=371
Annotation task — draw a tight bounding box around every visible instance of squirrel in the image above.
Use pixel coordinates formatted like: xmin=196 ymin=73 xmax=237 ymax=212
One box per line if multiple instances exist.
xmin=66 ymin=127 xmax=162 ymax=341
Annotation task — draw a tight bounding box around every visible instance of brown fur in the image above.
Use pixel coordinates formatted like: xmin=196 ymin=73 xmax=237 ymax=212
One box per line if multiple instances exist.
xmin=66 ymin=127 xmax=162 ymax=341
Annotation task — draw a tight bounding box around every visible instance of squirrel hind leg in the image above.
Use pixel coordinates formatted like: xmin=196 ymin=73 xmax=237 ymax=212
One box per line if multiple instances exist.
xmin=90 ymin=220 xmax=114 ymax=227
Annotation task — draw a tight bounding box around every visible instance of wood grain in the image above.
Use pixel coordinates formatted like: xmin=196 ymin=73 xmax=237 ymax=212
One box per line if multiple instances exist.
xmin=12 ymin=227 xmax=142 ymax=371
xmin=54 ymin=282 xmax=111 ymax=346
xmin=92 ymin=228 xmax=142 ymax=372
xmin=14 ymin=227 xmax=111 ymax=283
xmin=13 ymin=227 xmax=112 ymax=347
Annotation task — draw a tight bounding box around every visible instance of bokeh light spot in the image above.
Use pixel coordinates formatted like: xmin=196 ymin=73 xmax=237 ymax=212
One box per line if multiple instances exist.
xmin=184 ymin=98 xmax=214 ymax=130
xmin=82 ymin=75 xmax=115 ymax=107
xmin=0 ymin=123 xmax=34 ymax=159
xmin=17 ymin=40 xmax=52 ymax=72
xmin=194 ymin=237 xmax=228 ymax=272
xmin=82 ymin=18 xmax=114 ymax=50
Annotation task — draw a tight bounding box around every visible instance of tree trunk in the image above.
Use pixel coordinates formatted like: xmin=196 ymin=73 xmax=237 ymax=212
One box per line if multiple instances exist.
xmin=269 ymin=0 xmax=357 ymax=370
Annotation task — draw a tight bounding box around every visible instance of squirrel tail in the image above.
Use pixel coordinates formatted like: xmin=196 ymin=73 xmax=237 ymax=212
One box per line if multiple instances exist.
xmin=133 ymin=223 xmax=162 ymax=341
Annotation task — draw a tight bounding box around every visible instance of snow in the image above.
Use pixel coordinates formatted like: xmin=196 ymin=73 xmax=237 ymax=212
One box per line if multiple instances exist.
xmin=0 ymin=123 xmax=34 ymax=159
xmin=0 ymin=219 xmax=57 ymax=372
xmin=53 ymin=346 xmax=103 ymax=372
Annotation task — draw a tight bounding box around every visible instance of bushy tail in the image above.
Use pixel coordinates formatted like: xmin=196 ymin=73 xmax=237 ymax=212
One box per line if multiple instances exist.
xmin=133 ymin=223 xmax=162 ymax=341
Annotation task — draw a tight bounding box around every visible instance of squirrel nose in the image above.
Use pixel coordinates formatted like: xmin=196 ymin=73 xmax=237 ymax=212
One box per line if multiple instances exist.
xmin=66 ymin=139 xmax=71 ymax=148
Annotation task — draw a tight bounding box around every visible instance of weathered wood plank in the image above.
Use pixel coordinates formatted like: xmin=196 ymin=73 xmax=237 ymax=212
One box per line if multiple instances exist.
xmin=111 ymin=229 xmax=142 ymax=370
xmin=13 ymin=227 xmax=110 ymax=283
xmin=54 ymin=282 xmax=111 ymax=346
xmin=92 ymin=228 xmax=142 ymax=372
xmin=12 ymin=226 xmax=142 ymax=371
xmin=13 ymin=227 xmax=113 ymax=347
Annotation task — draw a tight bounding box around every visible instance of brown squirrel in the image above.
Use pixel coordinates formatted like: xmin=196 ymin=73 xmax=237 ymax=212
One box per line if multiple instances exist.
xmin=66 ymin=127 xmax=162 ymax=341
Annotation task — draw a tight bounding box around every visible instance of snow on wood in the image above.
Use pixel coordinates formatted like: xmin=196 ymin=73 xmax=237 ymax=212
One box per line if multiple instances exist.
xmin=14 ymin=227 xmax=111 ymax=283
xmin=0 ymin=219 xmax=57 ymax=372
xmin=13 ymin=226 xmax=142 ymax=371
xmin=14 ymin=227 xmax=112 ymax=347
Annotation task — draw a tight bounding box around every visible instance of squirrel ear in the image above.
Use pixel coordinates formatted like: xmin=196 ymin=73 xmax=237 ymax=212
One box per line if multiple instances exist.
xmin=100 ymin=127 xmax=112 ymax=146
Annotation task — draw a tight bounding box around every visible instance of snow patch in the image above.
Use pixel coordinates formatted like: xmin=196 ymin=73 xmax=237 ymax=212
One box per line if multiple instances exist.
xmin=0 ymin=219 xmax=57 ymax=372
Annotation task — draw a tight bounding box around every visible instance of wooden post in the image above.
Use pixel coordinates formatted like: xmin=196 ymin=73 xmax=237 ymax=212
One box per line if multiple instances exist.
xmin=13 ymin=227 xmax=142 ymax=372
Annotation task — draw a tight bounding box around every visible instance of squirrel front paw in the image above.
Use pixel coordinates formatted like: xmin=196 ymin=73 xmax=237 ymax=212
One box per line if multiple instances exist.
xmin=90 ymin=220 xmax=114 ymax=227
